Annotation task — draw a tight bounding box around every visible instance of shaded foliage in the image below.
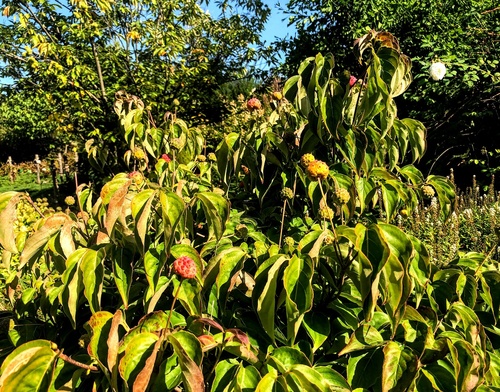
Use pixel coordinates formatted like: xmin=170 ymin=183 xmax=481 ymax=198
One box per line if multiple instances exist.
xmin=278 ymin=0 xmax=500 ymax=183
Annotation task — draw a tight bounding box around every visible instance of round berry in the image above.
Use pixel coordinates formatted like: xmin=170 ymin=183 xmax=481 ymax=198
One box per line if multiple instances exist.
xmin=173 ymin=256 xmax=197 ymax=279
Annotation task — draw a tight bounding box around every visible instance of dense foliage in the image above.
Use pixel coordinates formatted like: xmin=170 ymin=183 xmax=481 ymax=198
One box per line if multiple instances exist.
xmin=0 ymin=0 xmax=271 ymax=163
xmin=7 ymin=31 xmax=500 ymax=392
xmin=278 ymin=0 xmax=500 ymax=181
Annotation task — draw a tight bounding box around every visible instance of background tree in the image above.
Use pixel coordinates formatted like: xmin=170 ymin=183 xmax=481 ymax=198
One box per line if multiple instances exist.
xmin=0 ymin=0 xmax=271 ymax=170
xmin=278 ymin=0 xmax=500 ymax=185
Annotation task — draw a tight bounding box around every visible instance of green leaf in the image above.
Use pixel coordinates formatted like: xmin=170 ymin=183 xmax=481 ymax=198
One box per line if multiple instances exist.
xmin=152 ymin=355 xmax=183 ymax=391
xmin=170 ymin=330 xmax=203 ymax=365
xmin=408 ymin=234 xmax=430 ymax=307
xmin=303 ymin=312 xmax=330 ymax=352
xmin=284 ymin=255 xmax=313 ymax=344
xmin=404 ymin=119 xmax=427 ymax=163
xmin=255 ymin=372 xmax=280 ymax=392
xmin=426 ymin=175 xmax=456 ymax=219
xmin=378 ymin=223 xmax=413 ymax=329
xmin=232 ymin=364 xmax=261 ymax=391
xmin=268 ymin=347 xmax=311 ymax=373
xmin=19 ymin=213 xmax=73 ymax=270
xmin=87 ymin=311 xmax=114 ymax=369
xmin=131 ymin=189 xmax=157 ymax=253
xmin=445 ymin=302 xmax=482 ymax=346
xmin=0 ymin=340 xmax=59 ymax=391
xmin=211 ymin=359 xmax=239 ymax=392
xmin=298 ymin=229 xmax=323 ymax=254
xmin=346 ymin=348 xmax=384 ymax=390
xmin=118 ymin=332 xmax=158 ymax=386
xmin=214 ymin=247 xmax=247 ymax=307
xmin=447 ymin=339 xmax=483 ymax=392
xmin=60 ymin=248 xmax=87 ymax=328
xmin=315 ymin=366 xmax=352 ymax=392
xmin=144 ymin=244 xmax=167 ymax=303
xmin=80 ymin=248 xmax=105 ymax=314
xmin=287 ymin=364 xmax=332 ymax=392
xmin=132 ymin=338 xmax=162 ymax=392
xmin=418 ymin=361 xmax=456 ymax=392
xmin=339 ymin=325 xmax=385 ymax=355
xmin=252 ymin=255 xmax=289 ymax=342
xmin=159 ymin=191 xmax=186 ymax=255
xmin=381 ymin=341 xmax=418 ymax=392
xmin=380 ymin=182 xmax=400 ymax=222
xmin=351 ymin=223 xmax=390 ymax=321
xmin=169 ymin=331 xmax=205 ymax=392
xmin=398 ymin=165 xmax=424 ymax=185
xmin=283 ymin=75 xmax=300 ymax=101
xmin=113 ymin=247 xmax=134 ymax=309
xmin=196 ymin=192 xmax=230 ymax=241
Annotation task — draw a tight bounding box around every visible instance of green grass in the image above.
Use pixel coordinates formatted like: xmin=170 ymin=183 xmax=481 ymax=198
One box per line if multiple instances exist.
xmin=0 ymin=171 xmax=54 ymax=199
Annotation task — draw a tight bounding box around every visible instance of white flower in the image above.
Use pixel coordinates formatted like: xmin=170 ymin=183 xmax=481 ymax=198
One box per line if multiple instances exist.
xmin=429 ymin=62 xmax=447 ymax=81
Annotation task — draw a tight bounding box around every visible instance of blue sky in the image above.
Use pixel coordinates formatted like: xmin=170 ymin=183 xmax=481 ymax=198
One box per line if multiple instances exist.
xmin=203 ymin=1 xmax=295 ymax=43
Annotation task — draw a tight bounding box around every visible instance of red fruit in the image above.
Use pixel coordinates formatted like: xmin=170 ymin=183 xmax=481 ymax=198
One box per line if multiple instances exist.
xmin=173 ymin=256 xmax=197 ymax=279
xmin=246 ymin=98 xmax=262 ymax=111
xmin=160 ymin=153 xmax=171 ymax=162
xmin=349 ymin=75 xmax=358 ymax=87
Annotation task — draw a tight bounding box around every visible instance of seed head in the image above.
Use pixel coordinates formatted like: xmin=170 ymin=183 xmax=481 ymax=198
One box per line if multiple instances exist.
xmin=65 ymin=196 xmax=76 ymax=206
xmin=133 ymin=147 xmax=146 ymax=160
xmin=319 ymin=206 xmax=334 ymax=220
xmin=300 ymin=153 xmax=316 ymax=168
xmin=284 ymin=236 xmax=295 ymax=247
xmin=173 ymin=256 xmax=197 ymax=279
xmin=280 ymin=187 xmax=294 ymax=200
xmin=208 ymin=153 xmax=217 ymax=162
xmin=306 ymin=160 xmax=329 ymax=181
xmin=272 ymin=91 xmax=283 ymax=101
xmin=128 ymin=171 xmax=144 ymax=185
xmin=246 ymin=98 xmax=262 ymax=111
xmin=422 ymin=185 xmax=435 ymax=198
xmin=324 ymin=235 xmax=335 ymax=245
xmin=335 ymin=188 xmax=350 ymax=205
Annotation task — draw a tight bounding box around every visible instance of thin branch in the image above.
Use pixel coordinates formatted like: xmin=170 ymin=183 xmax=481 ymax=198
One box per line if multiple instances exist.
xmin=91 ymin=40 xmax=108 ymax=102
xmin=0 ymin=48 xmax=28 ymax=63
xmin=18 ymin=1 xmax=58 ymax=45
xmin=482 ymin=7 xmax=500 ymax=14
xmin=59 ymin=352 xmax=99 ymax=372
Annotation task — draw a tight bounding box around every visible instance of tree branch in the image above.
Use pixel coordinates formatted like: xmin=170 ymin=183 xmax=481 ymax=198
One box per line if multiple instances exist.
xmin=91 ymin=40 xmax=108 ymax=102
xmin=0 ymin=47 xmax=28 ymax=63
xmin=18 ymin=1 xmax=58 ymax=45
xmin=59 ymin=352 xmax=99 ymax=372
xmin=482 ymin=7 xmax=500 ymax=14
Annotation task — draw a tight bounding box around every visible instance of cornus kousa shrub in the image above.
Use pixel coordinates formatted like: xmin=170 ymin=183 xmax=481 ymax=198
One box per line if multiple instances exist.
xmin=1 ymin=31 xmax=500 ymax=392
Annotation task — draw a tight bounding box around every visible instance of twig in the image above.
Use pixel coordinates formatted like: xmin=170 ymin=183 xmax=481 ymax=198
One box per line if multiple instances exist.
xmin=91 ymin=40 xmax=108 ymax=102
xmin=482 ymin=7 xmax=500 ymax=14
xmin=59 ymin=352 xmax=99 ymax=372
xmin=18 ymin=1 xmax=58 ymax=45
